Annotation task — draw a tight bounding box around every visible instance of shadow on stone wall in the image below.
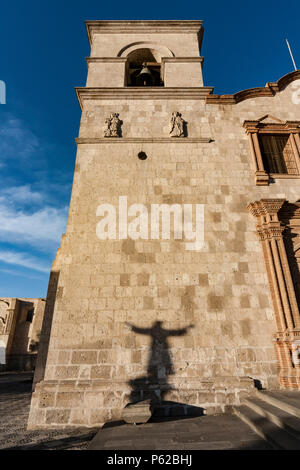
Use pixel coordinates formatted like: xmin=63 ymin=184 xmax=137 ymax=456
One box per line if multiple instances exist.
xmin=32 ymin=270 xmax=60 ymax=389
xmin=126 ymin=321 xmax=203 ymax=417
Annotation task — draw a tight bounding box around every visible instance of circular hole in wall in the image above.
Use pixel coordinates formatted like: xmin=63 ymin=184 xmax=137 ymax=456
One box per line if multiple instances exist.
xmin=138 ymin=151 xmax=148 ymax=160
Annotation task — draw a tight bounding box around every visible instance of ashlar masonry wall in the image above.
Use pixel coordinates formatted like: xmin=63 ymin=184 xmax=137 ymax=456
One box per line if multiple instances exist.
xmin=28 ymin=81 xmax=300 ymax=428
xmin=28 ymin=21 xmax=300 ymax=429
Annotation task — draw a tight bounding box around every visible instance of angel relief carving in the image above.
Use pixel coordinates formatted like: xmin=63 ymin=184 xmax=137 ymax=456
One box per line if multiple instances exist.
xmin=169 ymin=112 xmax=186 ymax=137
xmin=104 ymin=113 xmax=122 ymax=137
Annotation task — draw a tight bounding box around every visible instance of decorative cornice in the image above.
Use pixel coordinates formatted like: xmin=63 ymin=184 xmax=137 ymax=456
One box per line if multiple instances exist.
xmin=248 ymin=200 xmax=287 ymax=242
xmin=269 ymin=174 xmax=300 ymax=179
xmin=85 ymin=57 xmax=205 ymax=67
xmin=85 ymin=20 xmax=203 ymax=45
xmin=248 ymin=199 xmax=286 ymax=218
xmin=243 ymin=119 xmax=300 ymax=133
xmin=248 ymin=201 xmax=263 ymax=218
xmin=75 ymin=87 xmax=214 ymax=109
xmin=75 ymin=137 xmax=213 ymax=144
xmin=86 ymin=57 xmax=127 ymax=65
xmin=256 ymin=226 xmax=285 ymax=241
xmin=161 ymin=57 xmax=204 ymax=63
xmin=206 ymin=70 xmax=300 ymax=105
xmin=206 ymin=88 xmax=273 ymax=105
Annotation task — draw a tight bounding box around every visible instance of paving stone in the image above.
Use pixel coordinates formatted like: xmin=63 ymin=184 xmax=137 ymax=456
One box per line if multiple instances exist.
xmin=0 ymin=373 xmax=97 ymax=450
xmin=89 ymin=414 xmax=272 ymax=450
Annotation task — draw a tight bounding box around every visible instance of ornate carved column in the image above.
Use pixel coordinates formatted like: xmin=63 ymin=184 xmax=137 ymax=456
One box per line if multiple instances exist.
xmin=248 ymin=199 xmax=300 ymax=389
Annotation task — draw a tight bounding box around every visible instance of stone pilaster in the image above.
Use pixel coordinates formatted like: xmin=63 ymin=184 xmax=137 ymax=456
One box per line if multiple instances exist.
xmin=248 ymin=199 xmax=300 ymax=389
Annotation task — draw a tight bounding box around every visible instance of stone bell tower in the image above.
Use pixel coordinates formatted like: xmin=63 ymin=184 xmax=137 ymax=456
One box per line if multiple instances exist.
xmin=28 ymin=20 xmax=293 ymax=429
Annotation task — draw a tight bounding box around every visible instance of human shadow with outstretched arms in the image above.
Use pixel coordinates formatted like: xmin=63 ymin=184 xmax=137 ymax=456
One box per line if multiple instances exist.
xmin=126 ymin=321 xmax=194 ymax=377
xmin=124 ymin=321 xmax=203 ymax=417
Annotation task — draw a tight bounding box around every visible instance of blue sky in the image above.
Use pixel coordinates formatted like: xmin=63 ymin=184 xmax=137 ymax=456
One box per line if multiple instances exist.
xmin=0 ymin=0 xmax=299 ymax=298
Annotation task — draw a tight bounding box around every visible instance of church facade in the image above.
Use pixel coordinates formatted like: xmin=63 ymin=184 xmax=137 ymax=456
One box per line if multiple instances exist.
xmin=0 ymin=297 xmax=45 ymax=372
xmin=28 ymin=20 xmax=300 ymax=429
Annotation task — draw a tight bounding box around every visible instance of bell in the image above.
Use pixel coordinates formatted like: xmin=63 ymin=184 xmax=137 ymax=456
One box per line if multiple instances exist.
xmin=136 ymin=63 xmax=153 ymax=86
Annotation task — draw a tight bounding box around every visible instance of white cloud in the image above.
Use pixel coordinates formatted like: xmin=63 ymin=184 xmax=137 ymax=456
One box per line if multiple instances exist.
xmin=0 ymin=115 xmax=70 ymax=277
xmin=0 ymin=250 xmax=50 ymax=273
xmin=0 ymin=118 xmax=40 ymax=160
xmin=0 ymin=185 xmax=44 ymax=204
xmin=0 ymin=267 xmax=45 ymax=280
xmin=0 ymin=202 xmax=68 ymax=248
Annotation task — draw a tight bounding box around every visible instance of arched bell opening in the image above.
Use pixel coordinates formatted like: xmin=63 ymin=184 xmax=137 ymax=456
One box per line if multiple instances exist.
xmin=125 ymin=48 xmax=164 ymax=87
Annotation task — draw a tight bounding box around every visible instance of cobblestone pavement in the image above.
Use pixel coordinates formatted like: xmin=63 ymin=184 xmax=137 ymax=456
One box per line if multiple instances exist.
xmin=0 ymin=372 xmax=271 ymax=451
xmin=0 ymin=373 xmax=98 ymax=450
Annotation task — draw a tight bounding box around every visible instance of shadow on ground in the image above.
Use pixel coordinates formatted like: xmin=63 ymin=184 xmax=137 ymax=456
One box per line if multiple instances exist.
xmin=3 ymin=431 xmax=98 ymax=450
xmin=89 ymin=414 xmax=272 ymax=450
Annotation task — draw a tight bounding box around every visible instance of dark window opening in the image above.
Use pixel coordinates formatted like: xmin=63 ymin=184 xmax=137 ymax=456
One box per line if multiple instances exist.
xmin=26 ymin=309 xmax=34 ymax=323
xmin=259 ymin=134 xmax=298 ymax=175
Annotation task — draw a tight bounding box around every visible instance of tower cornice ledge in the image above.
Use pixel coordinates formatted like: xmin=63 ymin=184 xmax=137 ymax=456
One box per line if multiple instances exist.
xmin=75 ymin=87 xmax=214 ymax=109
xmin=85 ymin=20 xmax=203 ymax=44
xmin=75 ymin=137 xmax=213 ymax=144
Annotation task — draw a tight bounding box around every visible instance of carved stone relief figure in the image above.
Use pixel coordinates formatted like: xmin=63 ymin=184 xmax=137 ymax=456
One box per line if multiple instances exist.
xmin=169 ymin=112 xmax=185 ymax=137
xmin=104 ymin=113 xmax=122 ymax=137
xmin=0 ymin=301 xmax=8 ymax=334
xmin=0 ymin=314 xmax=6 ymax=334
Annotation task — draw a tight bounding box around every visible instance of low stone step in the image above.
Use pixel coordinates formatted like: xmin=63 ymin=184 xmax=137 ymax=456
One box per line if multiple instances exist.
xmin=257 ymin=391 xmax=300 ymax=419
xmin=234 ymin=405 xmax=300 ymax=450
xmin=122 ymin=400 xmax=152 ymax=424
xmin=244 ymin=397 xmax=300 ymax=440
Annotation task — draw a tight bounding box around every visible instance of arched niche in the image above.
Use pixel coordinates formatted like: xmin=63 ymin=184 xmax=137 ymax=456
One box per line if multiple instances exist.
xmin=118 ymin=42 xmax=174 ymax=87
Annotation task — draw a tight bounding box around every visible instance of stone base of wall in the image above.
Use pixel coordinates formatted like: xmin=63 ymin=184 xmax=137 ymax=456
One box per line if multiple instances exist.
xmin=28 ymin=376 xmax=257 ymax=430
xmin=6 ymin=354 xmax=37 ymax=372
